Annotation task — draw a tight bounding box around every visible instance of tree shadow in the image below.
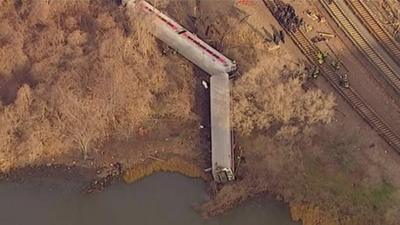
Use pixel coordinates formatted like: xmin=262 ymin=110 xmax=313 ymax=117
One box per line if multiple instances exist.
xmin=0 ymin=63 xmax=36 ymax=105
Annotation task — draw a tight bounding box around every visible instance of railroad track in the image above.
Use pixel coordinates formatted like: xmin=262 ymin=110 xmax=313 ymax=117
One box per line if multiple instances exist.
xmin=320 ymin=0 xmax=400 ymax=95
xmin=262 ymin=0 xmax=400 ymax=153
xmin=346 ymin=0 xmax=400 ymax=64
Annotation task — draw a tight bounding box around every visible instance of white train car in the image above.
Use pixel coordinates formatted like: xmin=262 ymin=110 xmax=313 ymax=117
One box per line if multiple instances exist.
xmin=123 ymin=0 xmax=237 ymax=76
xmin=210 ymin=73 xmax=235 ymax=183
xmin=124 ymin=0 xmax=235 ymax=183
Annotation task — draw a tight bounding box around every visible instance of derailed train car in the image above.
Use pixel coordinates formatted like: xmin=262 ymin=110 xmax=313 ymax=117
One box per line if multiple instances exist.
xmin=124 ymin=0 xmax=236 ymax=183
xmin=123 ymin=0 xmax=237 ymax=76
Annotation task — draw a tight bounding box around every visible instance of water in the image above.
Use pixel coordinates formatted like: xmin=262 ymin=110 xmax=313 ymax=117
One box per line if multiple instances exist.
xmin=0 ymin=173 xmax=299 ymax=225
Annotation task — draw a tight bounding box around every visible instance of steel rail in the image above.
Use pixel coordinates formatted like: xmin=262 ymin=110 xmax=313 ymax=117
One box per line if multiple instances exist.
xmin=262 ymin=0 xmax=400 ymax=153
xmin=320 ymin=0 xmax=400 ymax=95
xmin=345 ymin=0 xmax=400 ymax=65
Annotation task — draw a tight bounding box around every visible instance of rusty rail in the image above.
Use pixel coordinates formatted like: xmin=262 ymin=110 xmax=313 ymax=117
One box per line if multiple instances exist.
xmin=262 ymin=0 xmax=400 ymax=153
xmin=320 ymin=0 xmax=400 ymax=95
xmin=345 ymin=0 xmax=400 ymax=65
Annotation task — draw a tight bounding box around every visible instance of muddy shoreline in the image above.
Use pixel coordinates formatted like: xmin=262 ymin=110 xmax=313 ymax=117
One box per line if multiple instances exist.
xmin=0 ymin=164 xmax=95 ymax=184
xmin=0 ymin=159 xmax=346 ymax=225
xmin=0 ymin=156 xmax=209 ymax=193
xmin=0 ymin=159 xmax=288 ymax=216
xmin=1 ymin=1 xmax=397 ymax=224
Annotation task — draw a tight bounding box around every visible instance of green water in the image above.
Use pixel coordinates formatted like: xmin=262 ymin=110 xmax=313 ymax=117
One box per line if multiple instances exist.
xmin=0 ymin=172 xmax=299 ymax=225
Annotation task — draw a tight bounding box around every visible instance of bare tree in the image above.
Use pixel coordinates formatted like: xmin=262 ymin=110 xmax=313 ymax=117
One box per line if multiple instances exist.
xmin=232 ymin=59 xmax=335 ymax=136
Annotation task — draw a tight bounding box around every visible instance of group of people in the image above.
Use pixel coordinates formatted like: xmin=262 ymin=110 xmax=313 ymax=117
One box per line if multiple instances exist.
xmin=274 ymin=3 xmax=303 ymax=33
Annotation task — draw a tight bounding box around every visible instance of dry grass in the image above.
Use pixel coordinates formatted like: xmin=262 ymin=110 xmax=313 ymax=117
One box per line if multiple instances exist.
xmin=123 ymin=156 xmax=208 ymax=183
xmin=0 ymin=0 xmax=195 ymax=172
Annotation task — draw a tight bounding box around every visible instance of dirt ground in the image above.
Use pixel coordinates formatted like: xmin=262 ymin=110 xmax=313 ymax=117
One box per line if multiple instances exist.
xmin=195 ymin=1 xmax=400 ymax=225
xmin=1 ymin=1 xmax=400 ymax=225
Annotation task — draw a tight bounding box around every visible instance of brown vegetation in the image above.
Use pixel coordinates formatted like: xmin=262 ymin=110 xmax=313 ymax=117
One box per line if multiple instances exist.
xmin=0 ymin=0 xmax=195 ymax=172
xmin=232 ymin=57 xmax=335 ymax=136
xmin=189 ymin=2 xmax=400 ymax=224
xmin=1 ymin=1 xmax=399 ymax=225
xmin=123 ymin=156 xmax=208 ymax=183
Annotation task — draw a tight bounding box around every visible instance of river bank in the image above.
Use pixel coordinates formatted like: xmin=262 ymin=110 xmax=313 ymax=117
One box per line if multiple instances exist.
xmin=1 ymin=1 xmax=399 ymax=225
xmin=0 ymin=128 xmax=397 ymax=225
xmin=0 ymin=152 xmax=323 ymax=225
xmin=0 ymin=172 xmax=300 ymax=225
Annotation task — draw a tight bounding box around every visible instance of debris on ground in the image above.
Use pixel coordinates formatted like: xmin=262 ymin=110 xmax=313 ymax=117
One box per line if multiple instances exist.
xmin=202 ymin=80 xmax=209 ymax=89
xmin=81 ymin=163 xmax=122 ymax=194
xmin=305 ymin=9 xmax=326 ymax=23
xmin=317 ymin=31 xmax=335 ymax=38
xmin=311 ymin=35 xmax=327 ymax=43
